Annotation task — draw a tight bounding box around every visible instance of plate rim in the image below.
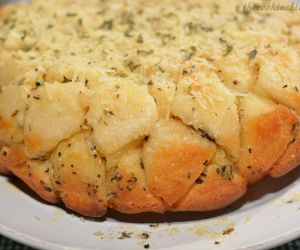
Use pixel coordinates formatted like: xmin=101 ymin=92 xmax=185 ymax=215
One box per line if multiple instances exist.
xmin=1 ymin=217 xmax=300 ymax=250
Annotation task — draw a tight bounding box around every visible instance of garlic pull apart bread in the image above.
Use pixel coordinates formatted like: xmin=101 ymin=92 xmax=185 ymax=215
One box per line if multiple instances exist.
xmin=1 ymin=0 xmax=300 ymax=217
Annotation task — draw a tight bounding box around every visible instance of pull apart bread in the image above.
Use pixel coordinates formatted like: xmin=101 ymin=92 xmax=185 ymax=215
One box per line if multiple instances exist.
xmin=0 ymin=0 xmax=300 ymax=217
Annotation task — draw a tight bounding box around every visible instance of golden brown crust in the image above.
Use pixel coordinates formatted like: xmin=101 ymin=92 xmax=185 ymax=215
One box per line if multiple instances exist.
xmin=0 ymin=4 xmax=16 ymax=21
xmin=145 ymin=144 xmax=215 ymax=206
xmin=172 ymin=165 xmax=247 ymax=211
xmin=0 ymin=119 xmax=12 ymax=133
xmin=108 ymin=146 xmax=167 ymax=214
xmin=23 ymin=134 xmax=43 ymax=156
xmin=9 ymin=162 xmax=60 ymax=203
xmin=1 ymin=145 xmax=26 ymax=172
xmin=6 ymin=145 xmax=60 ymax=203
xmin=143 ymin=120 xmax=216 ymax=206
xmin=0 ymin=146 xmax=10 ymax=175
xmin=0 ymin=155 xmax=10 ymax=175
xmin=270 ymin=130 xmax=300 ymax=178
xmin=239 ymin=101 xmax=298 ymax=184
xmin=58 ymin=177 xmax=107 ymax=217
xmin=108 ymin=166 xmax=167 ymax=214
xmin=50 ymin=132 xmax=107 ymax=217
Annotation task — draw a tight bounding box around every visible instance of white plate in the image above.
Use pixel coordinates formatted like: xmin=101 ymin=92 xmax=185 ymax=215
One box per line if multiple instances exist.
xmin=1 ymin=167 xmax=300 ymax=250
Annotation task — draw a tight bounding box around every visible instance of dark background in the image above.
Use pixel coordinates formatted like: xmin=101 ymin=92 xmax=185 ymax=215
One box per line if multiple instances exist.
xmin=1 ymin=234 xmax=300 ymax=250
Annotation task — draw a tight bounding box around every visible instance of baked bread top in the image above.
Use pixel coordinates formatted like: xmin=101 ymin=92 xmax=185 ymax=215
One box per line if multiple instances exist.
xmin=0 ymin=0 xmax=300 ymax=217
